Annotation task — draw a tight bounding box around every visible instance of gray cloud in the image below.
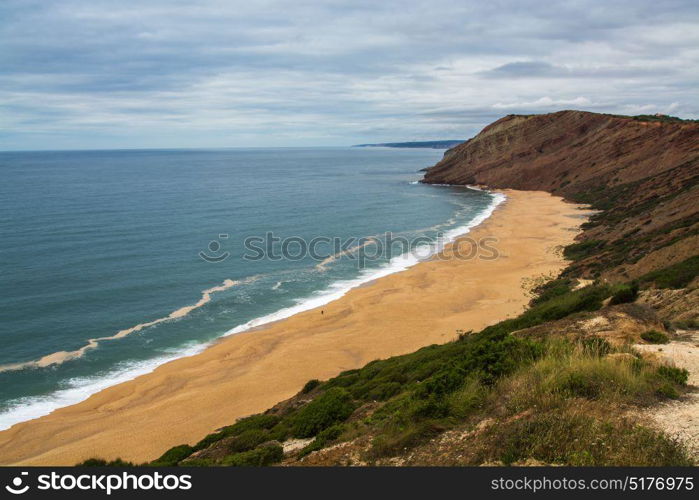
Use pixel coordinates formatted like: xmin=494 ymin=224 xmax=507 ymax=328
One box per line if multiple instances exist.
xmin=0 ymin=0 xmax=697 ymax=150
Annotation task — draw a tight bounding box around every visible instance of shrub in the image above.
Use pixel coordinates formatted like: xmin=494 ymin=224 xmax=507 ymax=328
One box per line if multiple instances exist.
xmin=77 ymin=458 xmax=134 ymax=467
xmin=181 ymin=458 xmax=215 ymax=467
xmin=656 ymin=365 xmax=689 ymax=386
xmin=609 ymin=282 xmax=639 ymax=305
xmin=530 ymin=278 xmax=574 ymax=306
xmin=193 ymin=413 xmax=280 ymax=451
xmin=226 ymin=429 xmax=270 ymax=453
xmin=411 ymin=395 xmax=452 ymax=419
xmin=150 ymin=445 xmax=194 ymax=466
xmin=563 ymin=240 xmax=605 ymax=261
xmin=221 ymin=443 xmax=284 ymax=467
xmin=291 ymin=387 xmax=355 ymax=438
xmin=365 ymin=381 xmax=402 ymax=401
xmin=562 ymin=371 xmax=605 ymax=399
xmin=301 ymin=379 xmax=321 ymax=394
xmin=641 ymin=330 xmax=669 ymax=344
xmin=639 ymin=256 xmax=699 ymax=289
xmin=299 ymin=424 xmax=346 ymax=457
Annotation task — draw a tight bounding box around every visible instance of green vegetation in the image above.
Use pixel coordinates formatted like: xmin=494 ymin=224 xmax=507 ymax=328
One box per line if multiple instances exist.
xmin=638 ymin=256 xmax=699 ymax=289
xmin=190 ymin=413 xmax=280 ymax=453
xmin=165 ymin=285 xmax=688 ymax=465
xmin=220 ymin=443 xmax=284 ymax=466
xmin=479 ymin=283 xmax=609 ymax=339
xmin=563 ymin=240 xmax=605 ymax=261
xmin=301 ymin=379 xmax=321 ymax=394
xmin=563 ymin=164 xmax=699 ymax=279
xmin=479 ymin=407 xmax=689 ymax=466
xmin=299 ymin=424 xmax=346 ymax=458
xmin=149 ymin=445 xmax=194 ymax=466
xmin=632 ymin=114 xmax=699 ymax=124
xmin=656 ymin=365 xmax=689 ymax=386
xmin=530 ymin=277 xmax=574 ymax=306
xmin=78 ymin=458 xmax=134 ymax=467
xmin=290 ymin=387 xmax=356 ymax=438
xmin=609 ymin=282 xmax=639 ymax=305
xmin=641 ymin=330 xmax=669 ymax=344
xmin=80 ymin=282 xmax=693 ymax=467
xmin=672 ymin=319 xmax=699 ymax=330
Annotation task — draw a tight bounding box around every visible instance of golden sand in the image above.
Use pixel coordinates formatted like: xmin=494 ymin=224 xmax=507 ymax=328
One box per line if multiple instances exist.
xmin=0 ymin=190 xmax=586 ymax=465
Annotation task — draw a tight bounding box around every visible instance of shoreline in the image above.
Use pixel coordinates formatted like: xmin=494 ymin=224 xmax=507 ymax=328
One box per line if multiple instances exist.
xmin=0 ymin=189 xmax=587 ymax=465
xmin=0 ymin=188 xmax=502 ymax=431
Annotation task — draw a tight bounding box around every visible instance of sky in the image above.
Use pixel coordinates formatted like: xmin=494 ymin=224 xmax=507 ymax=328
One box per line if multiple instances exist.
xmin=1 ymin=0 xmax=698 ymax=150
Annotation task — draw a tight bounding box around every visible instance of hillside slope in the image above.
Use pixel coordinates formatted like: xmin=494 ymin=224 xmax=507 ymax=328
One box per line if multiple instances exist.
xmin=423 ymin=111 xmax=699 ymax=282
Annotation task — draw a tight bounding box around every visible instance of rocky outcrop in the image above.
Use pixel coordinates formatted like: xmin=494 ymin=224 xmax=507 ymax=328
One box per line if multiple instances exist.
xmin=638 ymin=283 xmax=699 ymax=325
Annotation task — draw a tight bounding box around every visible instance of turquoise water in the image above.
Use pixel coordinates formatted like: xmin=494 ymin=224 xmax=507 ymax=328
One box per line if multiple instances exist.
xmin=0 ymin=147 xmax=499 ymax=428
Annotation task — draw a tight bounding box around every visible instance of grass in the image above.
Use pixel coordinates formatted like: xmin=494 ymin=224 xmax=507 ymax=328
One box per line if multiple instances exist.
xmin=478 ymin=405 xmax=691 ymax=466
xmin=360 ymin=337 xmax=692 ymax=465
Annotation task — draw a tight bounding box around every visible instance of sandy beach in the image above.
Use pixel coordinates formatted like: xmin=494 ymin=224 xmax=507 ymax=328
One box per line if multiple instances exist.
xmin=0 ymin=189 xmax=586 ymax=465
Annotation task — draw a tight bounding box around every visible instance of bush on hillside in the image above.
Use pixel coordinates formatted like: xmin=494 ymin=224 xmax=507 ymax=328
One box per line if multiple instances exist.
xmin=150 ymin=444 xmax=194 ymax=466
xmin=641 ymin=330 xmax=669 ymax=344
xmin=609 ymin=282 xmax=639 ymax=305
xmin=291 ymin=387 xmax=356 ymax=438
xmin=221 ymin=443 xmax=283 ymax=467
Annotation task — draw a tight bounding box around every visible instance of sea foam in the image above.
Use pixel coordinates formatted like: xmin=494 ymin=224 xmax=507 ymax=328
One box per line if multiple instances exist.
xmin=0 ymin=188 xmax=505 ymax=431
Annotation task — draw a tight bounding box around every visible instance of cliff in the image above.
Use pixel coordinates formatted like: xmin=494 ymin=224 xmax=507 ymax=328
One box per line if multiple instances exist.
xmin=423 ymin=110 xmax=699 ymax=281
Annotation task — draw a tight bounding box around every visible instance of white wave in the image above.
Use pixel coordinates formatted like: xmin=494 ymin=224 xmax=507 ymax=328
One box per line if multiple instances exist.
xmin=0 ymin=343 xmax=208 ymax=430
xmin=221 ymin=189 xmax=505 ymax=338
xmin=0 ymin=189 xmax=506 ymax=431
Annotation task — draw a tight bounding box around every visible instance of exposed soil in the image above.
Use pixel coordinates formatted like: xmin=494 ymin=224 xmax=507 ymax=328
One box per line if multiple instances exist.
xmin=635 ymin=331 xmax=699 ymax=459
xmin=422 ymin=110 xmax=699 ymax=281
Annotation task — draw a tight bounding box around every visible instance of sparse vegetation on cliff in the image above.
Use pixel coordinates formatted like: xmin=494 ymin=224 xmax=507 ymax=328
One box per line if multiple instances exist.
xmin=80 ymin=276 xmax=692 ymax=467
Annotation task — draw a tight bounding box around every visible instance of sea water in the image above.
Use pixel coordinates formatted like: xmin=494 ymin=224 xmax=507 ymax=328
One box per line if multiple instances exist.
xmin=0 ymin=147 xmax=502 ymax=429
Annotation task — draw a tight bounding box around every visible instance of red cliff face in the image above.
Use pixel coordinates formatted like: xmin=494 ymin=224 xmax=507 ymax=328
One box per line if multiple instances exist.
xmin=423 ymin=110 xmax=699 ymax=281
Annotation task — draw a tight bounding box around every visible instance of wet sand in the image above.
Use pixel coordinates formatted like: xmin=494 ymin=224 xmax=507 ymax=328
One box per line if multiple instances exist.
xmin=0 ymin=190 xmax=586 ymax=465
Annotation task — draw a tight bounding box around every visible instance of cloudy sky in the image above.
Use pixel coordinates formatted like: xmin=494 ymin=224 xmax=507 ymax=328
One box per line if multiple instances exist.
xmin=1 ymin=0 xmax=698 ymax=150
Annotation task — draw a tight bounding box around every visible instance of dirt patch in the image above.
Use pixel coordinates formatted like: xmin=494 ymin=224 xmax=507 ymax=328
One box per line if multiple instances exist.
xmin=635 ymin=331 xmax=699 ymax=459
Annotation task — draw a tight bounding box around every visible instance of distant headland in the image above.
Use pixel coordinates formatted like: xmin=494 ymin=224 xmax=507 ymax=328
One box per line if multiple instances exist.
xmin=352 ymin=140 xmax=464 ymax=149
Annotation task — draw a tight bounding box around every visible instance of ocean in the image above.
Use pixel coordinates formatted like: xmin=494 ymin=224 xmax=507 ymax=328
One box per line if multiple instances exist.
xmin=0 ymin=147 xmax=501 ymax=429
